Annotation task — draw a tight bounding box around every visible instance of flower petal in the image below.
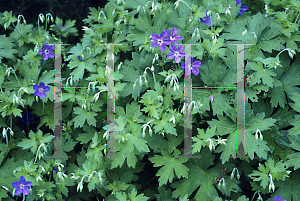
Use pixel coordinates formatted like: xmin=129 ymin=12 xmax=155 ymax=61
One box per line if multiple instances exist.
xmin=48 ymin=52 xmax=55 ymax=59
xmin=151 ymin=33 xmax=159 ymax=40
xmin=181 ymin=63 xmax=185 ymax=69
xmin=241 ymin=5 xmax=248 ymax=10
xmin=33 ymin=84 xmax=39 ymax=90
xmin=39 ymin=82 xmax=45 ymax=88
xmin=24 ymin=181 xmax=32 ymax=187
xmin=159 ymin=44 xmax=166 ymax=51
xmin=12 ymin=181 xmax=20 ymax=188
xmin=160 ymin=30 xmax=168 ymax=38
xmin=43 ymin=54 xmax=49 ymax=60
xmin=171 ymin=28 xmax=177 ymax=36
xmin=39 ymin=49 xmax=45 ymax=55
xmin=193 ymin=61 xmax=201 ymax=67
xmin=192 ymin=67 xmax=199 ymax=75
xmin=174 ymin=35 xmax=183 ymax=40
xmin=19 ymin=176 xmax=26 ymax=183
xmin=164 ymin=29 xmax=171 ymax=37
xmin=167 ymin=53 xmax=175 ymax=59
xmin=151 ymin=41 xmax=159 ymax=47
xmin=169 ymin=45 xmax=177 ymax=52
xmin=48 ymin=44 xmax=54 ymax=51
xmin=14 ymin=188 xmax=22 ymax=195
xmin=43 ymin=86 xmax=50 ymax=92
xmin=40 ymin=92 xmax=47 ymax=99
xmin=22 ymin=187 xmax=30 ymax=195
xmin=175 ymin=56 xmax=181 ymax=63
xmin=177 ymin=45 xmax=184 ymax=52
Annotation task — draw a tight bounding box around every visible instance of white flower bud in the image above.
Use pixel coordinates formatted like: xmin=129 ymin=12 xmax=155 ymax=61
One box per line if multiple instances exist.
xmin=173 ymin=85 xmax=176 ymax=92
xmin=242 ymin=30 xmax=247 ymax=36
xmin=2 ymin=128 xmax=6 ymax=138
xmin=139 ymin=76 xmax=143 ymax=86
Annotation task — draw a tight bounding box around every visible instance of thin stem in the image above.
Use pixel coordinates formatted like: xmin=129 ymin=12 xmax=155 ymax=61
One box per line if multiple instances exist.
xmin=14 ymin=73 xmax=22 ymax=87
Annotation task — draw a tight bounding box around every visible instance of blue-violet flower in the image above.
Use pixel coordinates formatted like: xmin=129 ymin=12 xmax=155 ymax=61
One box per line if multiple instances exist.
xmin=181 ymin=56 xmax=201 ymax=75
xmin=151 ymin=30 xmax=171 ymax=51
xmin=236 ymin=0 xmax=248 ymax=16
xmin=274 ymin=196 xmax=287 ymax=201
xmin=78 ymin=56 xmax=83 ymax=62
xmin=167 ymin=45 xmax=185 ymax=63
xmin=200 ymin=10 xmax=213 ymax=25
xmin=53 ymin=168 xmax=67 ymax=174
xmin=209 ymin=95 xmax=214 ymax=102
xmin=12 ymin=176 xmax=32 ymax=196
xmin=165 ymin=28 xmax=184 ymax=45
xmin=33 ymin=82 xmax=50 ymax=99
xmin=39 ymin=43 xmax=55 ymax=60
xmin=20 ymin=111 xmax=34 ymax=125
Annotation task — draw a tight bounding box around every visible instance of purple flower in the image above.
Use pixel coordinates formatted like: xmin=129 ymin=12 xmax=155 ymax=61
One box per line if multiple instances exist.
xmin=209 ymin=95 xmax=214 ymax=102
xmin=33 ymin=82 xmax=50 ymax=99
xmin=181 ymin=56 xmax=201 ymax=75
xmin=151 ymin=30 xmax=171 ymax=51
xmin=53 ymin=168 xmax=67 ymax=174
xmin=236 ymin=0 xmax=248 ymax=16
xmin=165 ymin=28 xmax=184 ymax=45
xmin=167 ymin=45 xmax=185 ymax=63
xmin=12 ymin=176 xmax=32 ymax=196
xmin=39 ymin=43 xmax=55 ymax=60
xmin=274 ymin=196 xmax=287 ymax=201
xmin=20 ymin=111 xmax=34 ymax=125
xmin=200 ymin=10 xmax=213 ymax=25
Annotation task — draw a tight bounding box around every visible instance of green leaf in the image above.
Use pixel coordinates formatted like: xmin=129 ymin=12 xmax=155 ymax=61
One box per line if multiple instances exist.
xmin=73 ymin=107 xmax=97 ymax=129
xmin=0 ymin=35 xmax=17 ymax=63
xmin=153 ymin=113 xmax=177 ymax=135
xmin=50 ymin=17 xmax=78 ymax=37
xmin=149 ymin=150 xmax=189 ymax=186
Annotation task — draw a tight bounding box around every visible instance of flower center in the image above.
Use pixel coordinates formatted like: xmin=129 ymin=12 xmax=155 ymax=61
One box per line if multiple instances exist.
xmin=20 ymin=184 xmax=24 ymax=189
xmin=45 ymin=50 xmax=49 ymax=54
xmin=174 ymin=51 xmax=180 ymax=57
xmin=158 ymin=39 xmax=162 ymax=45
xmin=39 ymin=88 xmax=43 ymax=92
xmin=170 ymin=36 xmax=174 ymax=40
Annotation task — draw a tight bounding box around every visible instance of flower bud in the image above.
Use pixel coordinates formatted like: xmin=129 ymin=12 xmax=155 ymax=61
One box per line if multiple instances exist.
xmin=2 ymin=128 xmax=6 ymax=138
xmin=151 ymin=66 xmax=155 ymax=72
xmin=242 ymin=30 xmax=247 ymax=36
xmin=149 ymin=128 xmax=152 ymax=137
xmin=145 ymin=79 xmax=148 ymax=87
xmin=88 ymin=174 xmax=93 ymax=182
xmin=142 ymin=132 xmax=145 ymax=138
xmin=133 ymin=83 xmax=136 ymax=89
xmin=51 ymin=16 xmax=54 ymax=22
xmin=173 ymin=85 xmax=176 ymax=92
xmin=139 ymin=77 xmax=143 ymax=86
xmin=230 ymin=172 xmax=234 ymax=179
xmin=237 ymin=173 xmax=240 ymax=180
xmin=4 ymin=23 xmax=7 ymax=30
xmin=218 ymin=180 xmax=221 ymax=188
xmin=144 ymin=70 xmax=147 ymax=77
xmin=222 ymin=180 xmax=226 ymax=189
xmin=10 ymin=130 xmax=14 ymax=136
xmin=23 ymin=20 xmax=27 ymax=25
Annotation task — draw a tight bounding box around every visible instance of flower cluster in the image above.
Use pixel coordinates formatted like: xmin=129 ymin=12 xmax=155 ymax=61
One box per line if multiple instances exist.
xmin=151 ymin=28 xmax=201 ymax=75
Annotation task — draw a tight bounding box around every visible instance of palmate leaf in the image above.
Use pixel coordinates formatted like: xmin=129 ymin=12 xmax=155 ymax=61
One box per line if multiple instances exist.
xmin=222 ymin=12 xmax=284 ymax=60
xmin=149 ymin=150 xmax=189 ymax=187
xmin=73 ymin=107 xmax=97 ymax=129
xmin=50 ymin=17 xmax=78 ymax=37
xmin=211 ymin=104 xmax=274 ymax=164
xmin=171 ymin=148 xmax=222 ymax=200
xmin=0 ymin=34 xmax=17 ymax=63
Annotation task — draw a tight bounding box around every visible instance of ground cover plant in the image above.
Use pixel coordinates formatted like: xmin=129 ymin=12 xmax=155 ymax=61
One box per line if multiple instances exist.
xmin=0 ymin=0 xmax=300 ymax=200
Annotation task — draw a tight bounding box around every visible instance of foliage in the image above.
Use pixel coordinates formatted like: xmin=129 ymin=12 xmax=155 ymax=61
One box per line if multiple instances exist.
xmin=0 ymin=0 xmax=299 ymax=200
